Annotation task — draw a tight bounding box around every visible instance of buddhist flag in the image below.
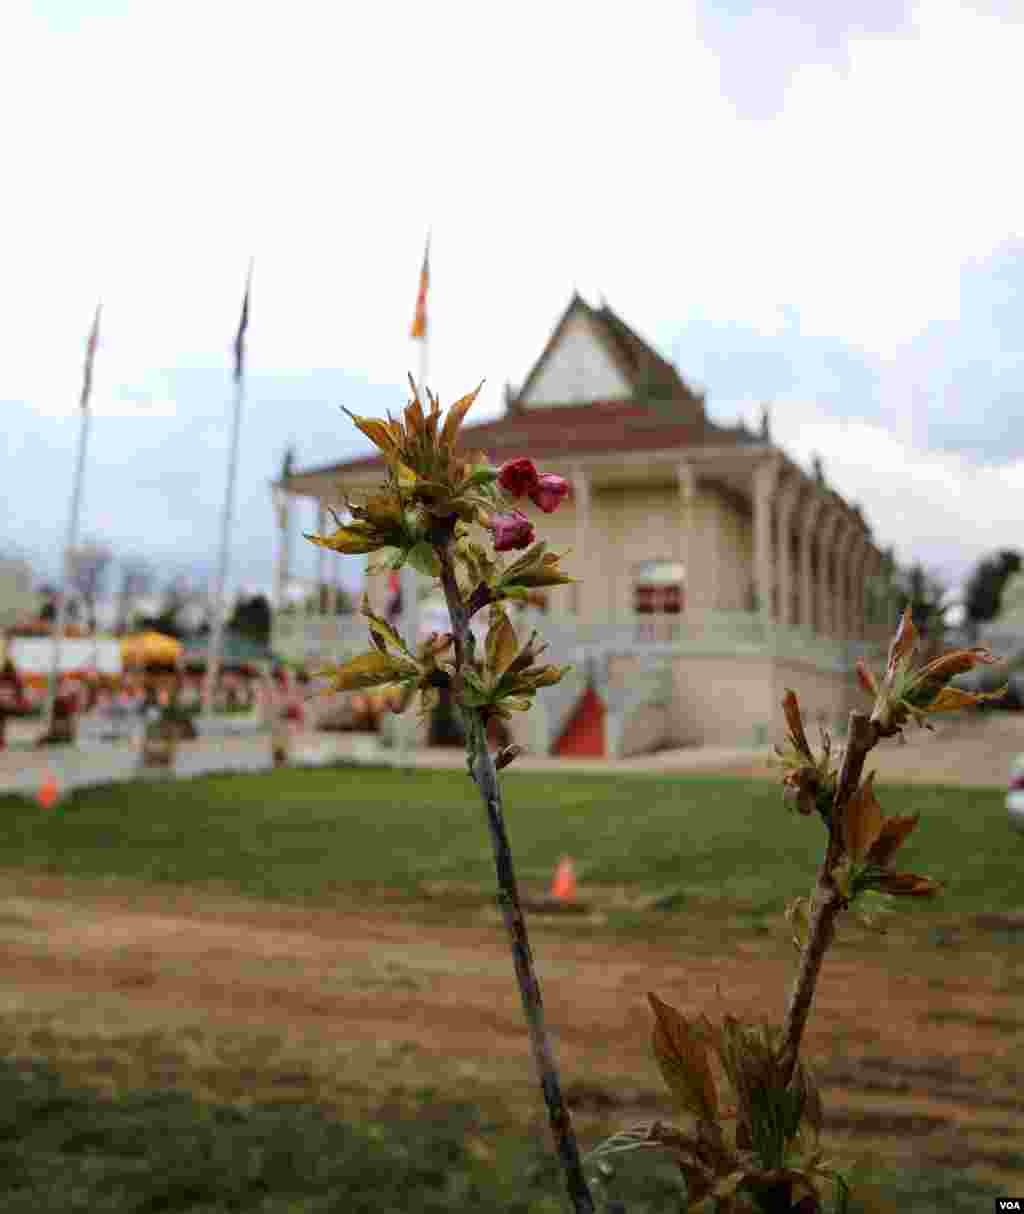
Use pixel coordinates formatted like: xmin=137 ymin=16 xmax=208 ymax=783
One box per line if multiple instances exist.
xmin=409 ymin=235 xmax=430 ymax=340
xmin=80 ymin=303 xmax=101 ymax=411
xmin=233 ymin=261 xmax=253 ymax=383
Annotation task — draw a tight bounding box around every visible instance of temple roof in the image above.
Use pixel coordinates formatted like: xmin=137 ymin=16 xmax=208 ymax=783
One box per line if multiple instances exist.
xmin=290 ymin=295 xmax=760 ymax=483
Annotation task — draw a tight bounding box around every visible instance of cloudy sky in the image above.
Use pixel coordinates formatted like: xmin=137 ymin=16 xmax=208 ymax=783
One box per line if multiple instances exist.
xmin=3 ymin=0 xmax=1022 ymax=607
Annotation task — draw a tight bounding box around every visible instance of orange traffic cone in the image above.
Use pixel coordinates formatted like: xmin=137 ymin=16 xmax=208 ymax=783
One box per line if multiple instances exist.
xmin=550 ymin=856 xmax=577 ymax=902
xmin=36 ymin=769 xmax=59 ymax=810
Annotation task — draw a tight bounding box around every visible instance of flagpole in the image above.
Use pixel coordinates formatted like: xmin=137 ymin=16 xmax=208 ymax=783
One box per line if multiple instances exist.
xmin=44 ymin=304 xmax=101 ymax=738
xmin=203 ymin=263 xmax=252 ymax=717
xmin=396 ymin=338 xmax=427 ymax=770
xmin=396 ymin=234 xmax=430 ymax=769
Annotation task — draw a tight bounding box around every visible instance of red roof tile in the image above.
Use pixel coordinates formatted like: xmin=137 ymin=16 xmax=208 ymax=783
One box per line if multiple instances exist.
xmin=318 ymin=399 xmax=757 ymax=477
xmin=291 ymin=295 xmax=758 ymax=482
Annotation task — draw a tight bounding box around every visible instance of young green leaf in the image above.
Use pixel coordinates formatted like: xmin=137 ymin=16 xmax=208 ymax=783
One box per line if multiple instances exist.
xmin=406 ymin=540 xmax=441 ymax=577
xmin=321 ymin=651 xmax=410 ymax=691
xmin=486 ymin=606 xmax=518 ymax=679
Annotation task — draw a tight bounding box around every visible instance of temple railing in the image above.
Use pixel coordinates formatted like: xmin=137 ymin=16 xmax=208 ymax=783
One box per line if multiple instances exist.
xmin=272 ymin=606 xmax=888 ymax=755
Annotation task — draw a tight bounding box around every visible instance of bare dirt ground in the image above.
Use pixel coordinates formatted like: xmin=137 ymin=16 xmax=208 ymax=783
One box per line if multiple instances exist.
xmin=0 ymin=864 xmax=1021 ymax=1192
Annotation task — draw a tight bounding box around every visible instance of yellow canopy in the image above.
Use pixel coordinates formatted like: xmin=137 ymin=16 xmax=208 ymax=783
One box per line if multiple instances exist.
xmin=120 ymin=631 xmax=182 ymax=667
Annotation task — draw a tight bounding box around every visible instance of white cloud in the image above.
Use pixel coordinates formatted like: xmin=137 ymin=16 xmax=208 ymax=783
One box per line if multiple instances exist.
xmin=5 ymin=0 xmax=1024 ymax=596
xmin=3 ymin=0 xmax=1019 ymax=406
xmin=772 ymin=398 xmax=1024 ymax=590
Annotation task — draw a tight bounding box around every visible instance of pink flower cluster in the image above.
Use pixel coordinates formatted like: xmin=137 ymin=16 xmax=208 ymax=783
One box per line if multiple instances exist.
xmin=489 ymin=509 xmax=535 ymax=552
xmin=498 ymin=458 xmax=570 ymax=513
xmin=484 ymin=459 xmax=571 ymax=552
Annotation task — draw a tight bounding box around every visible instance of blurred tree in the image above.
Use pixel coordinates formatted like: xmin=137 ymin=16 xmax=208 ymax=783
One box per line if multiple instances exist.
xmin=38 ymin=583 xmax=57 ymax=622
xmin=892 ymin=562 xmax=948 ymax=660
xmin=229 ymin=594 xmax=272 ymax=646
xmin=66 ymin=541 xmax=113 ymax=633
xmin=964 ymin=549 xmax=1022 ymax=644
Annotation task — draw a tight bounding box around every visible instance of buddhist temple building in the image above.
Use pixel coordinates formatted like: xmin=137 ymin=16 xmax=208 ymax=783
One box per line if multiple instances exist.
xmin=271 ymin=294 xmax=896 ymax=756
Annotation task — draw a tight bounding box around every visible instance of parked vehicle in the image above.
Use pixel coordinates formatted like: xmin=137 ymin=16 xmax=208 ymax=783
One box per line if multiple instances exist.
xmin=1008 ymin=754 xmax=1024 ymax=832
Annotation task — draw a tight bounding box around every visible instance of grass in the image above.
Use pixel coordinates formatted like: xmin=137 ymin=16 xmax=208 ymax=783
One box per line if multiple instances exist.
xmin=0 ymin=765 xmax=1020 ymax=1209
xmin=0 ymin=1056 xmax=1008 ymax=1213
xmin=0 ymin=764 xmax=1018 ymax=919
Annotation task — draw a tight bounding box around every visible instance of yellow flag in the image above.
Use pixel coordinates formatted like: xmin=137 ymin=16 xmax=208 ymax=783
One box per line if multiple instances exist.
xmin=410 ymin=235 xmax=430 ymax=340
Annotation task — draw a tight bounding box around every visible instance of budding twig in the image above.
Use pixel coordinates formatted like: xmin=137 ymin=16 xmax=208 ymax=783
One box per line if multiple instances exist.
xmin=436 ymin=528 xmax=596 ymax=1214
xmin=778 ymin=711 xmax=878 ymax=1087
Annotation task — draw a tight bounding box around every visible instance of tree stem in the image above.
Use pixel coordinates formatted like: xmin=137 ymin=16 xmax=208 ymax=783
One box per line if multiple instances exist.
xmin=778 ymin=712 xmax=878 ymax=1087
xmin=436 ymin=535 xmax=596 ymax=1214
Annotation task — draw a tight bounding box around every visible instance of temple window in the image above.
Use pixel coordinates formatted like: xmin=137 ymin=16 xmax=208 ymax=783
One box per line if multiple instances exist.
xmin=634 ymin=560 xmax=684 ymax=642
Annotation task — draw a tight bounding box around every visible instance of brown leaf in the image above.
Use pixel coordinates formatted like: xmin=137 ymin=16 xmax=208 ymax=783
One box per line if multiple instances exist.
xmin=648 ymin=993 xmax=720 ymax=1122
xmin=440 ymin=381 xmax=484 ymax=451
xmin=361 ymin=596 xmax=411 ymax=656
xmin=781 ymin=689 xmax=812 ymax=758
xmin=353 ymin=491 xmax=404 ymax=530
xmin=494 ymin=744 xmax=523 ymax=770
xmin=915 ymin=646 xmax=999 ymax=684
xmin=515 ymin=664 xmax=568 ymax=690
xmin=842 ymin=770 xmax=884 ymax=863
xmin=855 ymin=658 xmax=878 ymax=697
xmin=885 ymin=607 xmax=917 ymax=676
xmin=500 ymin=540 xmax=548 ymax=581
xmin=503 ymin=629 xmax=548 ymax=678
xmin=874 ymin=871 xmax=943 ymax=897
xmin=403 ymin=379 xmax=426 ymax=438
xmin=342 ymin=409 xmax=401 ymax=460
xmin=304 ymin=526 xmax=383 ymax=555
xmin=865 ymin=812 xmax=920 ymax=867
xmin=322 ymin=651 xmax=408 ymax=691
xmin=925 ymin=684 xmax=1008 ymax=713
xmin=485 ymin=606 xmax=518 ymax=678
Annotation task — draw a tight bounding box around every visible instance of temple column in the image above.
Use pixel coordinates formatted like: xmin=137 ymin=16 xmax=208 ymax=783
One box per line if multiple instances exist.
xmin=776 ymin=475 xmax=803 ymax=630
xmin=316 ymin=501 xmax=328 ymax=615
xmin=833 ymin=519 xmax=858 ymax=642
xmin=272 ymin=485 xmax=291 ymax=615
xmin=799 ymin=493 xmax=825 ymax=634
xmin=866 ymin=547 xmax=885 ymax=640
xmin=860 ymin=547 xmax=877 ymax=639
xmin=571 ymin=464 xmax=590 ymax=617
xmin=324 ymin=498 xmax=339 ymax=616
xmin=676 ymin=461 xmax=696 ymax=614
xmin=851 ymin=536 xmax=871 ymax=639
xmin=816 ymin=508 xmax=842 ymax=639
xmin=753 ymin=456 xmax=781 ymax=628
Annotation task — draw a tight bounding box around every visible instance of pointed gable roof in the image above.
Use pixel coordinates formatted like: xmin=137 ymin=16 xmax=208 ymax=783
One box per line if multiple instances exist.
xmin=289 ymin=295 xmax=761 ymax=485
xmin=513 ymin=293 xmax=704 ymax=413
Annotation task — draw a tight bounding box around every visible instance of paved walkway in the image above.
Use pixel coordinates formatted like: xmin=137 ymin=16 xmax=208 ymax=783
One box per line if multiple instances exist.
xmin=4 ymin=712 xmax=1017 ymax=797
xmin=0 ymin=719 xmax=777 ymax=797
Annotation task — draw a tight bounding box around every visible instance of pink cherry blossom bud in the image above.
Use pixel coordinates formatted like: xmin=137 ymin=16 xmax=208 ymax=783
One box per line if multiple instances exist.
xmin=528 ymin=473 xmax=570 ymax=513
xmin=488 ymin=509 xmax=536 ymax=552
xmin=498 ymin=458 xmax=539 ymax=497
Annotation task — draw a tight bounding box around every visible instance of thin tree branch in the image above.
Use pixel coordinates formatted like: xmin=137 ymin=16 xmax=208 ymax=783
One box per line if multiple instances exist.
xmin=436 ymin=531 xmax=596 ymax=1214
xmin=778 ymin=711 xmax=878 ymax=1087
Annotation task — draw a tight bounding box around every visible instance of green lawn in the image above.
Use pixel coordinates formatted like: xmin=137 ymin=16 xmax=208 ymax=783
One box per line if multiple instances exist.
xmin=0 ymin=1056 xmax=1008 ymax=1214
xmin=0 ymin=764 xmax=1017 ymax=918
xmin=0 ymin=766 xmax=1020 ymax=1211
